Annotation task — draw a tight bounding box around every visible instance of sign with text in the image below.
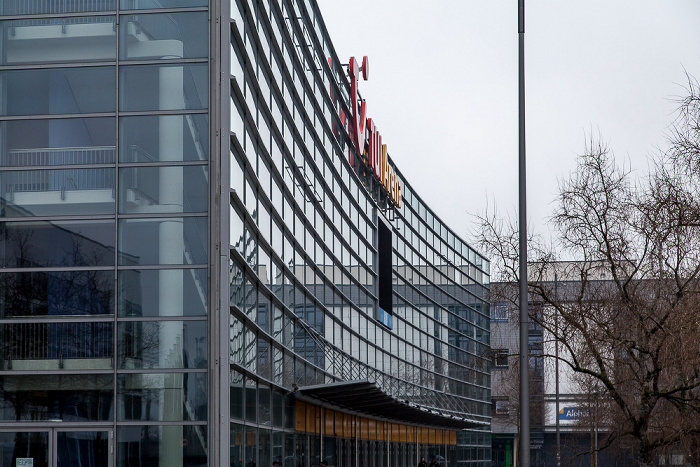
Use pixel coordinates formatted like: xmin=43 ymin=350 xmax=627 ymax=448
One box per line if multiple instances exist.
xmin=559 ymin=407 xmax=589 ymax=420
xmin=333 ymin=56 xmax=403 ymax=209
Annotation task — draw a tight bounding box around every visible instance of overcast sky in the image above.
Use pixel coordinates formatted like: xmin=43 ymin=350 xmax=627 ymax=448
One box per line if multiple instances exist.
xmin=316 ymin=0 xmax=700 ymax=250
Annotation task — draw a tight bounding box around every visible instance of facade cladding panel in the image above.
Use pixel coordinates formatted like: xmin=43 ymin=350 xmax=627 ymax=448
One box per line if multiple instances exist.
xmin=0 ymin=0 xmax=491 ymax=466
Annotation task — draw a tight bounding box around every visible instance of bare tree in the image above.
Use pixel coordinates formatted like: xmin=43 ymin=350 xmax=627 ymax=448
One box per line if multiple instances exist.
xmin=477 ymin=119 xmax=700 ymax=466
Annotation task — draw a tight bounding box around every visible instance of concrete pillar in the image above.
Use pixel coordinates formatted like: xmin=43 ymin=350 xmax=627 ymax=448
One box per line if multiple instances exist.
xmin=157 ymin=61 xmax=185 ymax=467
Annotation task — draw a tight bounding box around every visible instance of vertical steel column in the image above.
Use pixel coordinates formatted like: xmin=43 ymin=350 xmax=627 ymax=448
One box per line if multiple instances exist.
xmin=555 ymin=274 xmax=561 ymax=467
xmin=518 ymin=0 xmax=530 ymax=466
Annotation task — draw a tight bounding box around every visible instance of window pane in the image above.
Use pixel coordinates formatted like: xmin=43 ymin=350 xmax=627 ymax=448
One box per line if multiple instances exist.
xmin=120 ymin=12 xmax=208 ymax=60
xmin=0 ymin=0 xmax=116 ymax=15
xmin=0 ymin=270 xmax=114 ymax=318
xmin=0 ymin=322 xmax=113 ymax=370
xmin=0 ymin=168 xmax=115 ymax=216
xmin=0 ymin=118 xmax=116 ymax=167
xmin=57 ymin=431 xmax=109 ymax=467
xmin=120 ymin=0 xmax=207 ymax=8
xmin=0 ymin=432 xmax=49 ymax=467
xmin=119 ymin=165 xmax=208 ymax=214
xmin=0 ymin=220 xmax=115 ymax=268
xmin=119 ymin=63 xmax=208 ymax=112
xmin=116 ymin=425 xmax=207 ymax=467
xmin=118 ymin=216 xmax=207 ymax=266
xmin=118 ymin=268 xmax=207 ymax=317
xmin=119 ymin=114 xmax=208 ymax=162
xmin=117 ymin=372 xmax=207 ymax=421
xmin=1 ymin=17 xmax=116 ymax=65
xmin=0 ymin=67 xmax=116 ymax=116
xmin=0 ymin=374 xmax=113 ymax=421
xmin=117 ymin=320 xmax=207 ymax=369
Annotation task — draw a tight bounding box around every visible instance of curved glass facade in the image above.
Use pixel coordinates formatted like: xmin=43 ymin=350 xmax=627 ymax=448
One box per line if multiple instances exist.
xmin=227 ymin=0 xmax=491 ymax=466
xmin=0 ymin=0 xmax=490 ymax=465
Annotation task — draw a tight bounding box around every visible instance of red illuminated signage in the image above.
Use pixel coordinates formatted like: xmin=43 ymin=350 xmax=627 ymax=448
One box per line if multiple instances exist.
xmin=346 ymin=56 xmax=402 ymax=209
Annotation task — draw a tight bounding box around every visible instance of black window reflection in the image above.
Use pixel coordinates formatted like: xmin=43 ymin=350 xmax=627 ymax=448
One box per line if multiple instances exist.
xmin=0 ymin=322 xmax=113 ymax=370
xmin=0 ymin=374 xmax=113 ymax=422
xmin=0 ymin=431 xmax=49 ymax=466
xmin=0 ymin=220 xmax=115 ymax=268
xmin=117 ymin=372 xmax=207 ymax=422
xmin=116 ymin=425 xmax=207 ymax=467
xmin=0 ymin=270 xmax=114 ymax=318
xmin=117 ymin=320 xmax=207 ymax=369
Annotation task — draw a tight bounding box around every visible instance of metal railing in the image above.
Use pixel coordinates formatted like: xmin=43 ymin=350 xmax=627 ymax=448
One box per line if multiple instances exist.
xmin=3 ymin=147 xmax=115 ymax=167
xmin=295 ymin=318 xmax=478 ymax=421
xmin=2 ymin=0 xmax=116 ymax=15
xmin=3 ymin=168 xmax=114 ymax=201
xmin=2 ymin=322 xmax=113 ymax=362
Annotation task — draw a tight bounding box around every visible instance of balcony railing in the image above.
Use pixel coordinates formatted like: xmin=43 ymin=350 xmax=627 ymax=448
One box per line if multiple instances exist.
xmin=2 ymin=0 xmax=116 ymax=15
xmin=1 ymin=322 xmax=113 ymax=363
xmin=3 ymin=168 xmax=115 ymax=201
xmin=3 ymin=147 xmax=115 ymax=167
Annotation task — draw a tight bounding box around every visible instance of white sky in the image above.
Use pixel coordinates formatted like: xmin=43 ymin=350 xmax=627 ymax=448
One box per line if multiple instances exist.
xmin=316 ymin=0 xmax=700 ymax=250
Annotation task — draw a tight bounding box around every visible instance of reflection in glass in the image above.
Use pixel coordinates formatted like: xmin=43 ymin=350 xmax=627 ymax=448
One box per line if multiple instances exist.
xmin=118 ymin=216 xmax=207 ymax=266
xmin=119 ymin=63 xmax=208 ymax=112
xmin=0 ymin=220 xmax=115 ymax=268
xmin=119 ymin=166 xmax=208 ymax=214
xmin=120 ymin=12 xmax=208 ymax=60
xmin=56 ymin=431 xmax=109 ymax=467
xmin=0 ymin=431 xmax=49 ymax=467
xmin=116 ymin=425 xmax=207 ymax=467
xmin=1 ymin=17 xmax=116 ymax=65
xmin=119 ymin=114 xmax=208 ymax=162
xmin=0 ymin=322 xmax=113 ymax=370
xmin=0 ymin=374 xmax=113 ymax=421
xmin=117 ymin=320 xmax=207 ymax=369
xmin=0 ymin=168 xmax=115 ymax=216
xmin=118 ymin=268 xmax=207 ymax=317
xmin=117 ymin=372 xmax=207 ymax=421
xmin=0 ymin=270 xmax=114 ymax=318
xmin=0 ymin=118 xmax=115 ymax=167
xmin=0 ymin=67 xmax=116 ymax=116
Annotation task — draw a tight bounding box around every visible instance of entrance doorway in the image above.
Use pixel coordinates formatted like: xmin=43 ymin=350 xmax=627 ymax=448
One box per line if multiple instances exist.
xmin=0 ymin=428 xmax=112 ymax=467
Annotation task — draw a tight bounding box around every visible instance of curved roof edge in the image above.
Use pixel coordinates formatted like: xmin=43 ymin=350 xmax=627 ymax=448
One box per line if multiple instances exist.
xmin=294 ymin=380 xmax=488 ymax=430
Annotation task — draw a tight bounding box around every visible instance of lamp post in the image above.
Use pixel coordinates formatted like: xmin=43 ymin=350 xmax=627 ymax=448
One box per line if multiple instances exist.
xmin=517 ymin=0 xmax=530 ymax=466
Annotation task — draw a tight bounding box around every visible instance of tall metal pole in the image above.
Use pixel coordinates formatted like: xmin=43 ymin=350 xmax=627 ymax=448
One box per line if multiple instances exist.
xmin=518 ymin=0 xmax=530 ymax=466
xmin=555 ymin=274 xmax=561 ymax=467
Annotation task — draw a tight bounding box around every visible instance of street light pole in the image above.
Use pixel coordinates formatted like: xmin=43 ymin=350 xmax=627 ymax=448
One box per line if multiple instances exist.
xmin=555 ymin=274 xmax=561 ymax=467
xmin=518 ymin=0 xmax=530 ymax=467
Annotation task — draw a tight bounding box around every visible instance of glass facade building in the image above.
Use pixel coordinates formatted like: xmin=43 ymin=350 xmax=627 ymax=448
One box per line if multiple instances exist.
xmin=0 ymin=0 xmax=491 ymax=465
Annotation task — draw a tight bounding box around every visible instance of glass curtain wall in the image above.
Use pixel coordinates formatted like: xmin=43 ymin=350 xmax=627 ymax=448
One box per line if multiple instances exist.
xmin=228 ymin=0 xmax=490 ymax=465
xmin=0 ymin=1 xmax=210 ymax=466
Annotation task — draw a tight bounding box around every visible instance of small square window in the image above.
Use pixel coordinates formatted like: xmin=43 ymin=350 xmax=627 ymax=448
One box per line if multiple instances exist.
xmin=491 ymin=304 xmax=508 ymax=321
xmin=495 ymin=399 xmax=510 ymax=415
xmin=493 ymin=349 xmax=509 ymax=369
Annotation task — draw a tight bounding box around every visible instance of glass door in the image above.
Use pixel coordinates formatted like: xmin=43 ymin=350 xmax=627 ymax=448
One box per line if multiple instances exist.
xmin=0 ymin=431 xmax=49 ymax=467
xmin=55 ymin=429 xmax=112 ymax=467
xmin=0 ymin=428 xmax=112 ymax=467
